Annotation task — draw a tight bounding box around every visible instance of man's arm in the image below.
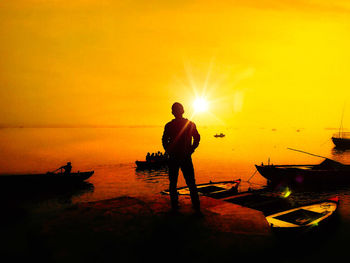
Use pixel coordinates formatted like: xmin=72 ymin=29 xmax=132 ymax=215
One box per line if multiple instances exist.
xmin=162 ymin=124 xmax=169 ymax=152
xmin=191 ymin=123 xmax=200 ymax=152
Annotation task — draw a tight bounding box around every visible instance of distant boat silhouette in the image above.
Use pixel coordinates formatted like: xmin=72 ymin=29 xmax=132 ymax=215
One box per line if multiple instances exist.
xmin=0 ymin=171 xmax=94 ymax=196
xmin=135 ymin=152 xmax=169 ymax=170
xmin=332 ymin=132 xmax=350 ymax=149
xmin=214 ymin=133 xmax=225 ymax=138
xmin=332 ymin=106 xmax=350 ymax=148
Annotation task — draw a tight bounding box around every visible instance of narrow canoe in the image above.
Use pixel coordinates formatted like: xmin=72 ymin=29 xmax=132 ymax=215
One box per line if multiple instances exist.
xmin=0 ymin=171 xmax=94 ymax=185
xmin=161 ymin=179 xmax=241 ymax=199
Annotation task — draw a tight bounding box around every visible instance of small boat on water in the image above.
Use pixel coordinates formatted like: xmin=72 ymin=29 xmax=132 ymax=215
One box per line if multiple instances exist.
xmin=0 ymin=171 xmax=94 ymax=185
xmin=255 ymin=158 xmax=350 ymax=187
xmin=332 ymin=109 xmax=350 ymax=148
xmin=161 ymin=179 xmax=241 ymax=199
xmin=214 ymin=133 xmax=225 ymax=138
xmin=136 ymin=151 xmax=169 ymax=170
xmin=332 ymin=132 xmax=350 ymax=148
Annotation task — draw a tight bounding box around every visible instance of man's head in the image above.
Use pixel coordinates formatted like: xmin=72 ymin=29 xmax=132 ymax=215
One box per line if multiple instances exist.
xmin=171 ymin=102 xmax=184 ymax=118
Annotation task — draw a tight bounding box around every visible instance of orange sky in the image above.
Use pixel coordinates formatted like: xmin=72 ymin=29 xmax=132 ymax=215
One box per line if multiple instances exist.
xmin=0 ymin=0 xmax=349 ymax=128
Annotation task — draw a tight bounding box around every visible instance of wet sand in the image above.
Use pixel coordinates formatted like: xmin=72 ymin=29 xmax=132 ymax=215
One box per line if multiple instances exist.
xmin=0 ymin=194 xmax=345 ymax=263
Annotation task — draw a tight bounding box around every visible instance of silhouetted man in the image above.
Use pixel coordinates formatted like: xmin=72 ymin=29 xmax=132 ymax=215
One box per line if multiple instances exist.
xmin=56 ymin=162 xmax=72 ymax=175
xmin=162 ymin=102 xmax=201 ymax=212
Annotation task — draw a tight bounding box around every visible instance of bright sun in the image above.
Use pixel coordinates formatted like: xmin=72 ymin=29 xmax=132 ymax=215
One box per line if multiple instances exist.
xmin=193 ymin=97 xmax=209 ymax=113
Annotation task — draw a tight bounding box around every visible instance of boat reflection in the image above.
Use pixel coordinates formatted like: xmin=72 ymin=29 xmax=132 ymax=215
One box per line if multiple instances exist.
xmin=135 ymin=167 xmax=168 ymax=183
xmin=332 ymin=147 xmax=350 ymax=155
xmin=331 ymin=147 xmax=350 ymax=165
xmin=0 ymin=181 xmax=95 ymax=203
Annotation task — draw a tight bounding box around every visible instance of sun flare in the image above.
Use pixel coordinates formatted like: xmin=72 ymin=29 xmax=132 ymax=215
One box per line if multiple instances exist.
xmin=193 ymin=98 xmax=209 ymax=113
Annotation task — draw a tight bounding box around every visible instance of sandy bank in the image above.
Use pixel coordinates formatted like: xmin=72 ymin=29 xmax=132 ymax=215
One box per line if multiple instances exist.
xmin=1 ymin=194 xmax=275 ymax=262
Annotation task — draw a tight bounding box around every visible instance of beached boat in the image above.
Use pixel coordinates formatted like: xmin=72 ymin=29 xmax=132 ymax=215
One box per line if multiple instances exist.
xmin=255 ymin=158 xmax=350 ymax=186
xmin=266 ymin=196 xmax=339 ymax=229
xmin=135 ymin=160 xmax=168 ymax=170
xmin=332 ymin=133 xmax=350 ymax=148
xmin=0 ymin=171 xmax=94 ymax=185
xmin=161 ymin=179 xmax=241 ymax=199
xmin=222 ymin=191 xmax=339 ymax=230
xmin=223 ymin=190 xmax=293 ymax=215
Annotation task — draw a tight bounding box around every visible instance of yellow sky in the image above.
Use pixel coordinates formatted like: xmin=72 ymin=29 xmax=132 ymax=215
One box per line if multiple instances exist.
xmin=0 ymin=0 xmax=349 ymax=128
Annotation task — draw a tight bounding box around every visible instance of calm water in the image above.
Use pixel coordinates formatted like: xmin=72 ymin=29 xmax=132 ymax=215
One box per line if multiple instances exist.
xmin=1 ymin=127 xmax=350 ymax=214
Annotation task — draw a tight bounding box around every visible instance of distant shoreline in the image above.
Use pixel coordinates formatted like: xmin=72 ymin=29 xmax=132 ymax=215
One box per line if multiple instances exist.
xmin=0 ymin=125 xmax=345 ymax=131
xmin=0 ymin=125 xmax=163 ymax=129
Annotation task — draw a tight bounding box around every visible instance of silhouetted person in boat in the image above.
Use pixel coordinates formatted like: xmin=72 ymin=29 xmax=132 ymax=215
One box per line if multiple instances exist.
xmin=162 ymin=102 xmax=201 ymax=212
xmin=146 ymin=152 xmax=151 ymax=162
xmin=56 ymin=162 xmax=72 ymax=175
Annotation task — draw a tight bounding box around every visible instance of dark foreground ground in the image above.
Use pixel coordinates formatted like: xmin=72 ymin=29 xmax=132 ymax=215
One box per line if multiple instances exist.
xmin=0 ymin=194 xmax=346 ymax=263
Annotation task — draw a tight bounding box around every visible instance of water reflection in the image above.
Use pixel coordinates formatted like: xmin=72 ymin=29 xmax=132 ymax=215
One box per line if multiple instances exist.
xmin=331 ymin=147 xmax=350 ymax=164
xmin=135 ymin=167 xmax=168 ymax=184
xmin=1 ymin=127 xmax=350 ymax=201
xmin=0 ymin=181 xmax=94 ymax=204
xmin=332 ymin=147 xmax=350 ymax=155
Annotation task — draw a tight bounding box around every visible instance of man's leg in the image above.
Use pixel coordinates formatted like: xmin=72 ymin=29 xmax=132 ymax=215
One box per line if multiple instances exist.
xmin=168 ymin=159 xmax=180 ymax=209
xmin=181 ymin=157 xmax=200 ymax=211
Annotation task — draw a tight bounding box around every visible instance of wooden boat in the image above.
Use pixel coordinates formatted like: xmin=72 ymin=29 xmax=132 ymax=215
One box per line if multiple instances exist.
xmin=266 ymin=196 xmax=339 ymax=229
xmin=332 ymin=110 xmax=350 ymax=148
xmin=255 ymin=158 xmax=350 ymax=186
xmin=223 ymin=191 xmax=339 ymax=230
xmin=135 ymin=160 xmax=168 ymax=170
xmin=223 ymin=190 xmax=293 ymax=216
xmin=0 ymin=171 xmax=94 ymax=185
xmin=332 ymin=133 xmax=350 ymax=148
xmin=161 ymin=179 xmax=241 ymax=199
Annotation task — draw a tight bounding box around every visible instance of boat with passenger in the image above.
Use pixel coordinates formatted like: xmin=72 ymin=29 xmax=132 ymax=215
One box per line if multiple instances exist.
xmin=135 ymin=151 xmax=169 ymax=170
xmin=0 ymin=171 xmax=94 ymax=185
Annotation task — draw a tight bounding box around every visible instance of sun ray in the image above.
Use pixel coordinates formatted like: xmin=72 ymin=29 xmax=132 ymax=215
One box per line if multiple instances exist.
xmin=182 ymin=58 xmax=255 ymax=125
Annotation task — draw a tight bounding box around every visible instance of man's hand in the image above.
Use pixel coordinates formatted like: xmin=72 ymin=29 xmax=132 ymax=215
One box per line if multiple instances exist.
xmin=190 ymin=146 xmax=196 ymax=154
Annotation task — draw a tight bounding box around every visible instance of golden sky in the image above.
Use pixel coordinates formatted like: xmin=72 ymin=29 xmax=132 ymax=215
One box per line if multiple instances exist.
xmin=1 ymin=0 xmax=349 ymax=128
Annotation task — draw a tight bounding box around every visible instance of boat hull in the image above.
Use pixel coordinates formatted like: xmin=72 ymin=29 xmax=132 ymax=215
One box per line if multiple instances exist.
xmin=135 ymin=160 xmax=168 ymax=170
xmin=0 ymin=171 xmax=94 ymax=185
xmin=332 ymin=137 xmax=350 ymax=148
xmin=223 ymin=191 xmax=339 ymax=230
xmin=161 ymin=179 xmax=241 ymax=199
xmin=266 ymin=197 xmax=339 ymax=229
xmin=255 ymin=164 xmax=350 ymax=187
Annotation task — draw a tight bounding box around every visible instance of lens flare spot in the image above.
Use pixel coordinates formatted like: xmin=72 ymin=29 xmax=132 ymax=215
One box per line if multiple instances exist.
xmin=282 ymin=187 xmax=292 ymax=198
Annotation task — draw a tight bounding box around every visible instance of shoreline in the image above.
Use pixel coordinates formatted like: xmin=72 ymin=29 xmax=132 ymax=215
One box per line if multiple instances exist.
xmin=0 ymin=194 xmax=345 ymax=263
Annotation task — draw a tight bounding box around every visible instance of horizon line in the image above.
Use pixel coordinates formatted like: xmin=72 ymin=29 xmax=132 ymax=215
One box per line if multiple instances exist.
xmin=0 ymin=124 xmax=345 ymax=130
